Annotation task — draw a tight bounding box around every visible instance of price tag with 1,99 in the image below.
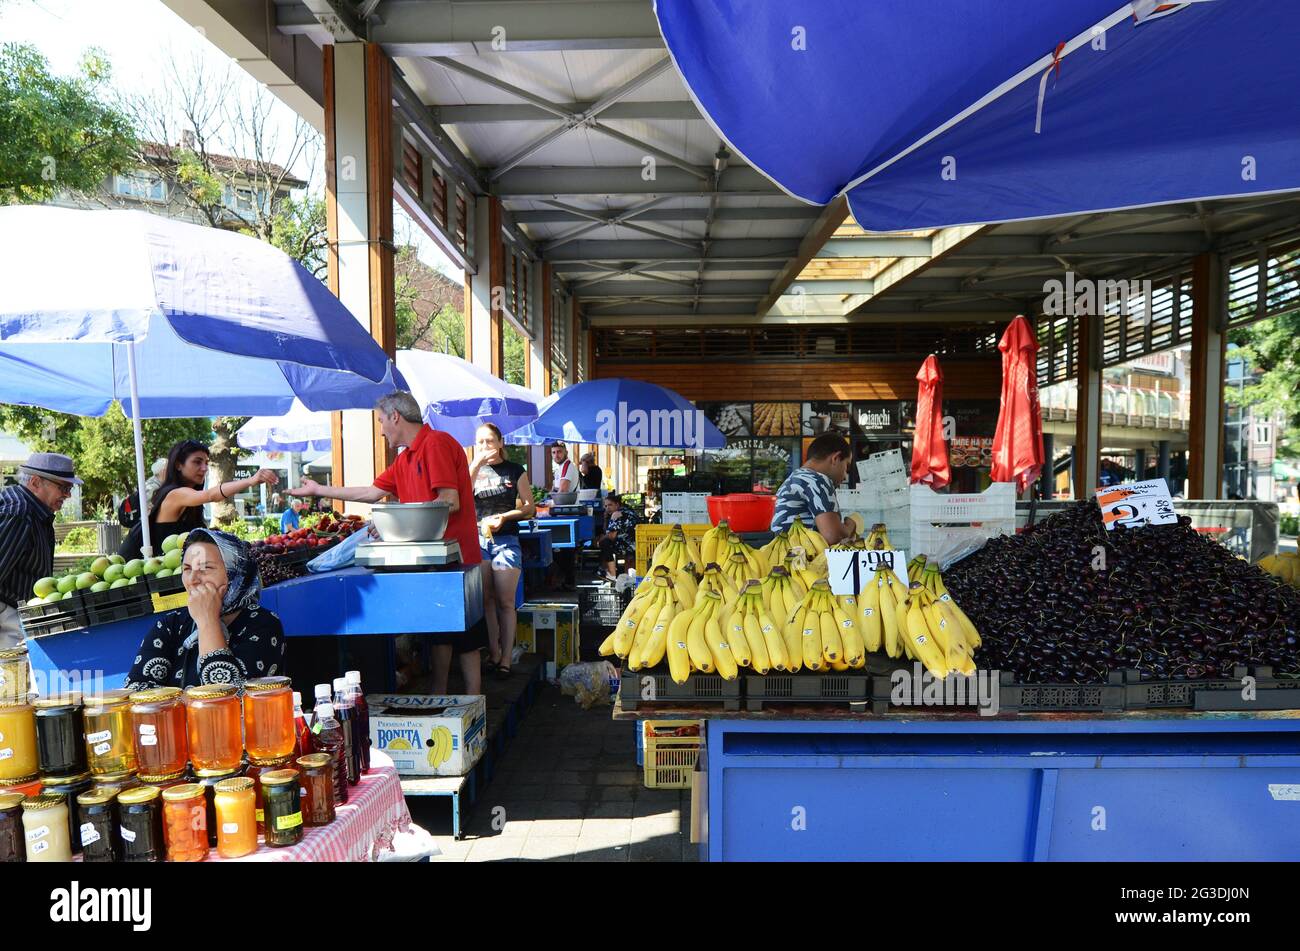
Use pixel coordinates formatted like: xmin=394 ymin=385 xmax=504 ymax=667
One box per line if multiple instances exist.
xmin=826 ymin=548 xmax=910 ymax=596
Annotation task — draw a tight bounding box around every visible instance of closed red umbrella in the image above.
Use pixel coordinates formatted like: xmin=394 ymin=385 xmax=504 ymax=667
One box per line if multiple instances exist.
xmin=910 ymin=354 xmax=950 ymax=489
xmin=990 ymin=314 xmax=1045 ymax=493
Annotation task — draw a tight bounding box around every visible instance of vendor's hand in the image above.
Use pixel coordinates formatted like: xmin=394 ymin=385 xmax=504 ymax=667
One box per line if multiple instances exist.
xmin=187 ymin=581 xmax=227 ymax=626
xmin=253 ymin=468 xmax=280 ymax=487
xmin=288 ymin=479 xmax=319 ymax=498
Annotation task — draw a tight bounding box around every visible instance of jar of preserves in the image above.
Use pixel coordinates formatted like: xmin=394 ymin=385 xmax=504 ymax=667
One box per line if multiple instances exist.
xmin=92 ymin=771 xmax=139 ymax=798
xmin=184 ymin=684 xmax=243 ymax=776
xmin=137 ymin=770 xmax=188 ymax=794
xmin=83 ymin=689 xmax=136 ymax=777
xmin=129 ymin=687 xmax=188 ymax=778
xmin=0 ymin=697 xmax=38 ymax=781
xmin=76 ymin=788 xmax=120 ymax=862
xmin=0 ymin=774 xmax=42 ymax=797
xmin=259 ymin=769 xmax=303 ymax=847
xmin=22 ymin=793 xmax=72 ymax=862
xmin=33 ymin=693 xmax=87 ymax=778
xmin=0 ymin=792 xmax=23 ymax=863
xmin=243 ymin=676 xmax=294 ymax=764
xmin=117 ymin=785 xmax=164 ymax=862
xmin=161 ymin=783 xmax=208 ymax=862
xmin=296 ymin=753 xmax=336 ymax=827
xmin=246 ymin=755 xmax=294 ymax=832
xmin=196 ymin=766 xmax=243 ymax=847
xmin=212 ymin=776 xmax=257 ymax=858
xmin=40 ymin=771 xmax=92 ymax=856
xmin=0 ymin=645 xmax=28 ymax=701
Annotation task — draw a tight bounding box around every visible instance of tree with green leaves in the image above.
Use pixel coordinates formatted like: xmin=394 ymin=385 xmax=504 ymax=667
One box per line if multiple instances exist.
xmin=1228 ymin=311 xmax=1300 ymax=460
xmin=0 ymin=43 xmax=135 ymax=203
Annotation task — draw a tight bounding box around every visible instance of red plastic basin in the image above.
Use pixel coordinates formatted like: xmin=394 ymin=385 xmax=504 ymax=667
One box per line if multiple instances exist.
xmin=706 ymin=493 xmax=776 ymax=533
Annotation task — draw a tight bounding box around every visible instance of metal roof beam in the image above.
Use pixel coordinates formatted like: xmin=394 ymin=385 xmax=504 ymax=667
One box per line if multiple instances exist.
xmin=557 ymin=259 xmax=785 ymax=274
xmin=951 ymin=233 xmax=1212 ymax=257
xmin=511 ymin=206 xmax=820 ymax=224
xmin=492 ymin=166 xmax=781 ymax=198
xmin=586 ymin=311 xmax=1014 ymax=327
xmin=278 ymin=1 xmax=665 ymax=53
xmin=546 ymin=238 xmax=801 ymax=262
xmin=438 ymin=101 xmax=702 ymax=123
xmin=819 ymin=236 xmax=934 ymax=258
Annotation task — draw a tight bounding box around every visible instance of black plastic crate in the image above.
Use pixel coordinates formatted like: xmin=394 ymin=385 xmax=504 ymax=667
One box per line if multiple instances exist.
xmin=85 ymin=598 xmax=154 ymax=626
xmin=660 ymin=475 xmax=689 ymax=493
xmin=18 ymin=598 xmax=88 ymax=636
xmin=577 ymin=583 xmax=633 ymax=628
xmin=1191 ymin=667 xmax=1300 ymax=711
xmin=745 ymin=672 xmax=871 ymax=711
xmin=619 ymin=667 xmax=742 ymax=711
xmin=83 ymin=583 xmax=151 ymax=610
xmin=146 ymin=573 xmax=185 ymax=597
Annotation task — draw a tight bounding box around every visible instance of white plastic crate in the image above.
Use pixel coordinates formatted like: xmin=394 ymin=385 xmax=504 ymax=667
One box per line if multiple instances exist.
xmin=910 ymin=482 xmax=1016 ymax=562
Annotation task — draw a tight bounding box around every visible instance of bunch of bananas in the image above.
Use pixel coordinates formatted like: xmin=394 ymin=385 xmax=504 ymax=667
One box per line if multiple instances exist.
xmin=695 ymin=561 xmax=739 ymax=604
xmin=600 ymin=570 xmax=695 ymax=670
xmin=664 ymin=589 xmax=740 ymax=682
xmin=864 ymin=523 xmax=895 ymax=550
xmin=783 ymin=548 xmax=826 ymax=591
xmin=699 ymin=520 xmax=734 ymax=566
xmin=784 ymin=579 xmax=866 ymax=671
xmin=1258 ymin=551 xmax=1300 ymax=587
xmin=650 ymin=525 xmax=703 ymax=573
xmin=786 ymin=517 xmax=828 ymax=558
xmin=759 ymin=530 xmax=792 ymax=567
xmin=869 ymin=558 xmax=980 ymax=678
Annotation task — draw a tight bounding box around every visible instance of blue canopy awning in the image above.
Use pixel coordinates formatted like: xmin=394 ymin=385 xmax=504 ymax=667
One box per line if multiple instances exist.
xmin=655 ymin=0 xmax=1300 ymax=230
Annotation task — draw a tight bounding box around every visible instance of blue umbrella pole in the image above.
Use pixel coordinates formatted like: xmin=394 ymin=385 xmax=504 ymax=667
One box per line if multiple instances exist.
xmin=126 ymin=342 xmax=154 ymax=558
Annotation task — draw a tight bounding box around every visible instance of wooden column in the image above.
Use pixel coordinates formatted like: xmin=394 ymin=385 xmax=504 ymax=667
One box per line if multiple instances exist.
xmin=1188 ymin=252 xmax=1226 ymax=498
xmin=541 ymin=262 xmax=553 ymax=395
xmin=488 ymin=196 xmax=505 ymax=379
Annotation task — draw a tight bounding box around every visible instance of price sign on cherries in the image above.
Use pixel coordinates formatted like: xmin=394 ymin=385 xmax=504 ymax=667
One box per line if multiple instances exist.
xmin=826 ymin=548 xmax=909 ymax=596
xmin=1095 ymin=480 xmax=1178 ymax=530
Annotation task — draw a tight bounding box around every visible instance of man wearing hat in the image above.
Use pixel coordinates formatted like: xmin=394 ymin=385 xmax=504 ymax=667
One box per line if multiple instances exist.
xmin=0 ymin=453 xmax=81 ymax=649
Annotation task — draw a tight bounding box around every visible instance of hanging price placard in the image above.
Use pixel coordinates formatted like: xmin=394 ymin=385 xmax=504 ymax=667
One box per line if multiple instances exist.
xmin=1095 ymin=480 xmax=1178 ymax=530
xmin=826 ymin=549 xmax=909 ymax=596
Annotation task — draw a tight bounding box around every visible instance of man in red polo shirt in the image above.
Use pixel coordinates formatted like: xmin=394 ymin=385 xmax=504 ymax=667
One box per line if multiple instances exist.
xmin=290 ymin=391 xmax=483 ymax=694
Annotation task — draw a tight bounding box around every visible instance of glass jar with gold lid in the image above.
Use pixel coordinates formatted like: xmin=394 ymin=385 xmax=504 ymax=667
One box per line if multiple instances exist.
xmin=117 ymin=785 xmax=164 ymax=862
xmin=160 ymin=783 xmax=208 ymax=862
xmin=129 ymin=687 xmax=188 ymax=778
xmin=258 ymin=768 xmax=304 ymax=847
xmin=33 ymin=693 xmax=87 ymax=778
xmin=0 ymin=645 xmax=28 ymax=701
xmin=0 ymin=791 xmax=23 ymax=863
xmin=41 ymin=770 xmax=92 ymax=856
xmin=297 ymin=753 xmax=336 ymax=826
xmin=22 ymin=793 xmax=72 ymax=862
xmin=83 ymin=689 xmax=136 ymax=777
xmin=76 ymin=787 xmax=120 ymax=862
xmin=243 ymin=676 xmax=294 ymax=764
xmin=184 ymin=684 xmax=242 ymax=775
xmin=0 ymin=695 xmax=38 ymax=781
xmin=213 ymin=776 xmax=257 ymax=858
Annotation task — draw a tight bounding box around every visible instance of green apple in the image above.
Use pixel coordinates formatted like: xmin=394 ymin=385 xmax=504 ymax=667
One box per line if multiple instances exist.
xmin=162 ymin=549 xmax=182 ymax=571
xmin=90 ymin=581 xmax=110 ymax=593
xmin=109 ymin=578 xmax=129 ymax=589
xmin=128 ymin=576 xmax=140 ymax=585
xmin=123 ymin=559 xmax=144 ymax=579
xmin=62 ymin=591 xmax=74 ymax=600
xmin=143 ymin=558 xmax=162 ymax=576
xmin=103 ymin=564 xmax=125 ymax=584
xmin=27 ymin=597 xmax=44 ymax=607
xmin=109 ymin=554 xmax=125 ymax=565
xmin=75 ymin=572 xmax=96 ymax=590
xmin=44 ymin=592 xmax=63 ymax=604
xmin=56 ymin=575 xmax=77 ymax=595
xmin=177 ymin=532 xmax=190 ymax=548
xmin=155 ymin=568 xmax=172 ymax=578
xmin=33 ymin=576 xmax=57 ymax=598
xmin=90 ymin=556 xmax=111 ymax=578
xmin=161 ymin=534 xmax=180 ymax=553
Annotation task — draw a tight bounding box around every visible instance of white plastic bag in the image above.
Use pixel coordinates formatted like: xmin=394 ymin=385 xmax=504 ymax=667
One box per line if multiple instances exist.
xmin=559 ymin=660 xmax=619 ymax=708
xmin=307 ymin=522 xmax=377 ymax=572
xmin=377 ymin=822 xmax=442 ymax=862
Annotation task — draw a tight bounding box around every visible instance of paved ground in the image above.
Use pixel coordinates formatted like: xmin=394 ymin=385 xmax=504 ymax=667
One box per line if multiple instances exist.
xmin=406 ymin=680 xmax=697 ymax=862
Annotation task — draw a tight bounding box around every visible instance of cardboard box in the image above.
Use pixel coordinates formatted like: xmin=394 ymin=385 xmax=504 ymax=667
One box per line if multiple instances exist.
xmin=516 ymin=602 xmax=580 ymax=678
xmin=366 ymin=694 xmax=486 ymax=777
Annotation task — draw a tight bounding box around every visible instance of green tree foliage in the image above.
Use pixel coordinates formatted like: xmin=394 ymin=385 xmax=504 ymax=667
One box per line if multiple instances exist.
xmin=393 ymin=244 xmax=466 ymax=354
xmin=0 ymin=44 xmax=135 ymax=203
xmin=1228 ymin=311 xmax=1300 ymax=459
xmin=503 ymin=323 xmax=526 ymax=386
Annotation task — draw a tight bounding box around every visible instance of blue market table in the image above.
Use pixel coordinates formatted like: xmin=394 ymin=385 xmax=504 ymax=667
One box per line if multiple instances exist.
xmin=615 ymin=702 xmax=1300 ymax=862
xmin=25 ymin=566 xmax=483 ymax=692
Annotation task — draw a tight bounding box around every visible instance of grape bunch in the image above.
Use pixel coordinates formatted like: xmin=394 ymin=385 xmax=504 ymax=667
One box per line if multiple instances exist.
xmin=252 ymin=550 xmax=309 ymax=588
xmin=943 ymin=501 xmax=1300 ymax=684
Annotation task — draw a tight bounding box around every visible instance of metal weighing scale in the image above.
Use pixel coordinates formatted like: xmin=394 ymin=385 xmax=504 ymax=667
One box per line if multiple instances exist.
xmin=354 ymin=538 xmax=462 ymax=570
xmin=546 ymin=505 xmax=590 ymax=518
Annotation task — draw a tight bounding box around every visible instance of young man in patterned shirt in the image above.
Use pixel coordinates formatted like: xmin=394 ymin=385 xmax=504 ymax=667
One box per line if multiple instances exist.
xmin=770 ymin=433 xmax=856 ymax=546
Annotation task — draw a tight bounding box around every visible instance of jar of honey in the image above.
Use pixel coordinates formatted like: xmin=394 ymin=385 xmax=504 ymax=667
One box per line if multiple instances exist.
xmin=184 ymin=684 xmax=242 ymax=776
xmin=296 ymin=753 xmax=336 ymax=827
xmin=0 ymin=645 xmax=28 ymax=701
xmin=212 ymin=776 xmax=257 ymax=859
xmin=245 ymin=754 xmax=295 ymax=833
xmin=92 ymin=771 xmax=139 ymax=798
xmin=196 ymin=766 xmax=243 ymax=847
xmin=41 ymin=771 xmax=92 ymax=856
xmin=76 ymin=788 xmax=120 ymax=862
xmin=259 ymin=769 xmax=303 ymax=847
xmin=33 ymin=693 xmax=87 ymax=778
xmin=0 ymin=792 xmax=23 ymax=863
xmin=161 ymin=783 xmax=208 ymax=862
xmin=0 ymin=697 xmax=38 ymax=781
xmin=117 ymin=785 xmax=164 ymax=862
xmin=22 ymin=793 xmax=72 ymax=862
xmin=243 ymin=676 xmax=294 ymax=764
xmin=129 ymin=687 xmax=188 ymax=778
xmin=0 ymin=774 xmax=42 ymax=797
xmin=83 ymin=689 xmax=136 ymax=777
xmin=137 ymin=770 xmax=188 ymax=794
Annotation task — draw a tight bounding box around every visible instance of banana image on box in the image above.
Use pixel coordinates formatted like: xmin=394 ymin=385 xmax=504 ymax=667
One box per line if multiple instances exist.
xmin=368 ymin=694 xmax=486 ymax=776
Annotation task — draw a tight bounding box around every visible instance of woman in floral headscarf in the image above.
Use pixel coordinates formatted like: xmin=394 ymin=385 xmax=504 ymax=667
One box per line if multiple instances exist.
xmin=126 ymin=528 xmax=287 ymax=690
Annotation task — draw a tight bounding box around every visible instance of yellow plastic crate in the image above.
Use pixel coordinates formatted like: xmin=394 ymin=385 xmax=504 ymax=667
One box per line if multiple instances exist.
xmin=642 ymin=719 xmax=704 ymax=789
xmin=635 ymin=523 xmax=712 ymax=575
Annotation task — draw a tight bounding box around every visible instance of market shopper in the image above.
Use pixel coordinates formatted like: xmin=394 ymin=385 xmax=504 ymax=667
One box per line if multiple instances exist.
xmin=550 ymin=443 xmax=576 ymax=495
xmin=288 ymin=391 xmax=484 ymax=695
xmin=0 ymin=453 xmax=80 ymax=650
xmin=470 ymin=422 xmax=535 ymax=677
xmin=598 ymin=492 xmax=639 ymax=581
xmin=125 ymin=528 xmax=286 ymax=689
xmin=770 ymin=433 xmax=856 ymax=545
xmin=119 ymin=440 xmax=279 ymax=560
xmin=578 ymin=452 xmax=603 ymax=492
xmin=280 ymin=498 xmax=303 ymax=534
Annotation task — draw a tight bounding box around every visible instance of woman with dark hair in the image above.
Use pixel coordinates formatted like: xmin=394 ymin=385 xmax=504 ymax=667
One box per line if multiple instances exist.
xmin=119 ymin=440 xmax=278 ymax=560
xmin=598 ymin=492 xmax=639 ymax=581
xmin=125 ymin=527 xmax=286 ymax=689
xmin=470 ymin=422 xmax=535 ymax=677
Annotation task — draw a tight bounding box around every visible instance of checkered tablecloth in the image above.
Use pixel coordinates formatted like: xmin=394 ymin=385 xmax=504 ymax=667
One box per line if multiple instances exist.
xmin=224 ymin=749 xmax=411 ymax=863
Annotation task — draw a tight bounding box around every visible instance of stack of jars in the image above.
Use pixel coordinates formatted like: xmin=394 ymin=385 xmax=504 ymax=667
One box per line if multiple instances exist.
xmin=32 ymin=693 xmax=90 ymax=861
xmin=78 ymin=689 xmax=141 ymax=862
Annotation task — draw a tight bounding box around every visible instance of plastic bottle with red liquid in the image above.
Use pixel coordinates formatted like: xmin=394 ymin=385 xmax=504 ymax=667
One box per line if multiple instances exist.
xmin=292 ymin=692 xmax=314 ymax=758
xmin=345 ymin=670 xmax=370 ymax=775
xmin=332 ymin=677 xmax=358 ymax=786
xmin=310 ymin=702 xmax=348 ymax=806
